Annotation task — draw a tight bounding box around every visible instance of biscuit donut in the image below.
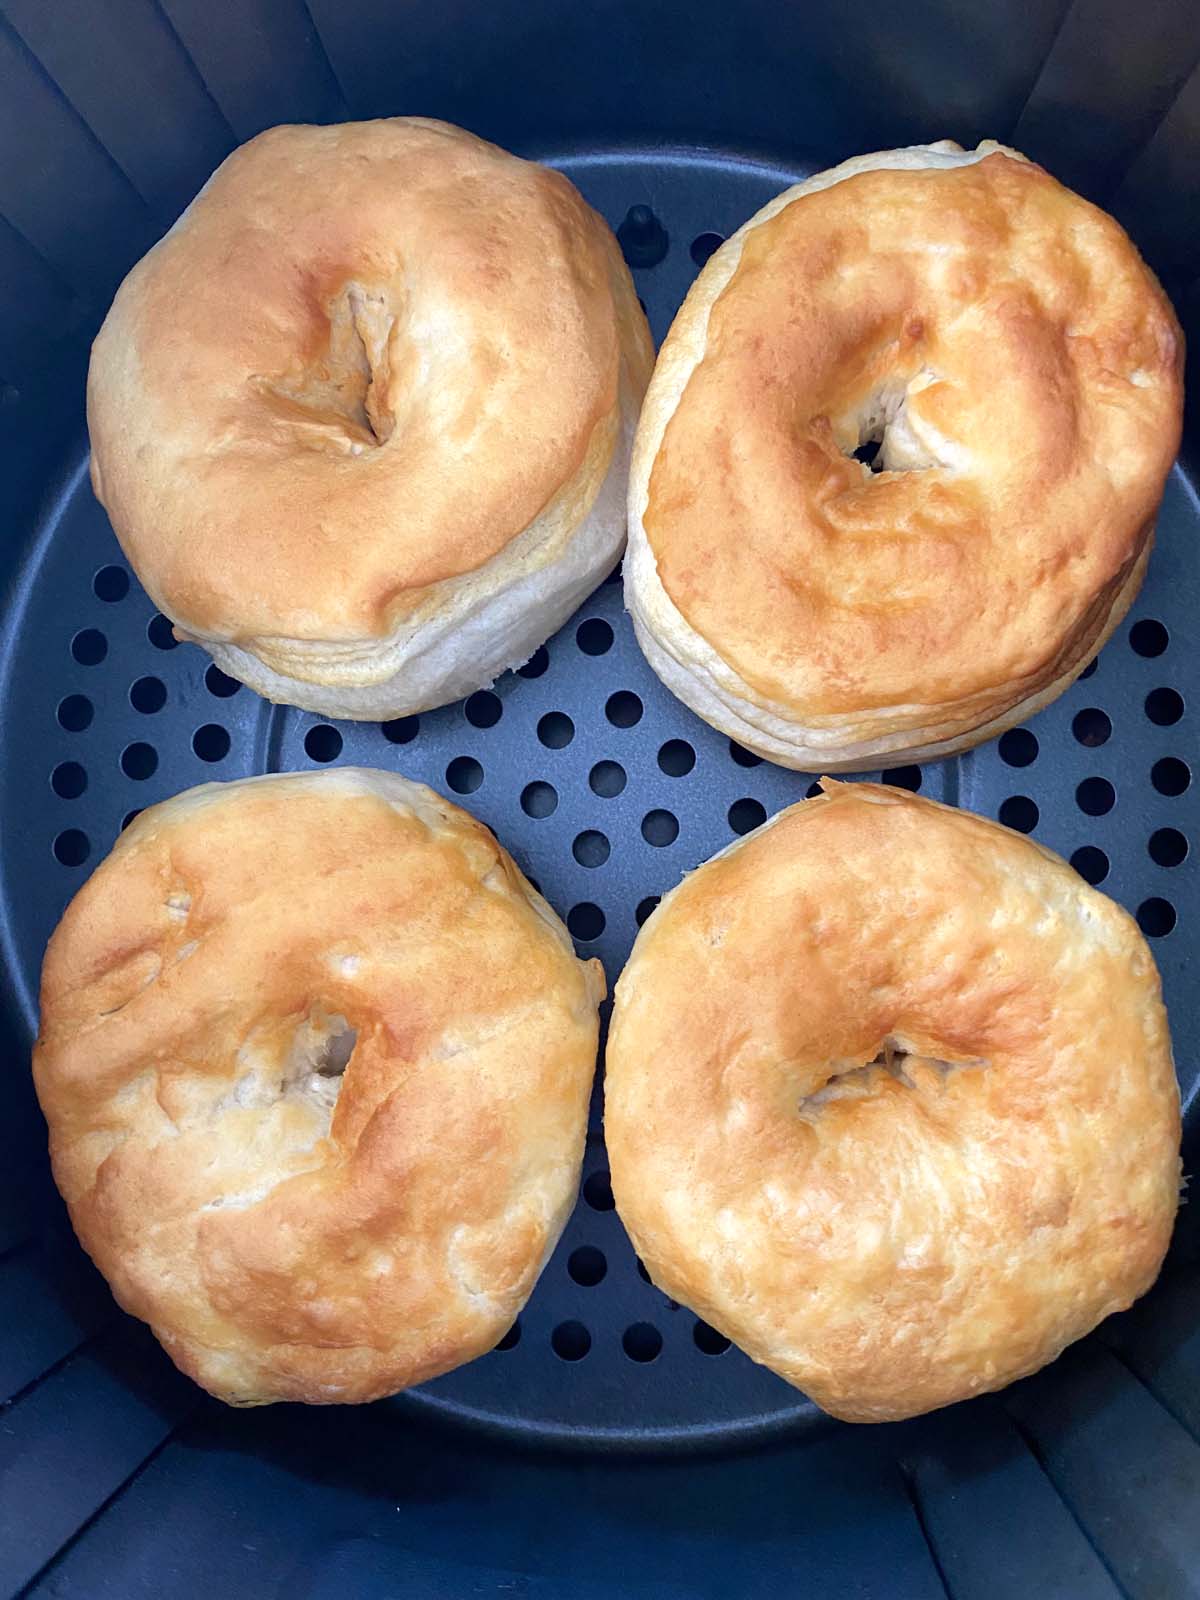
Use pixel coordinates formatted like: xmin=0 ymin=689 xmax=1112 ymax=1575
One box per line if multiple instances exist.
xmin=605 ymin=782 xmax=1181 ymax=1422
xmin=87 ymin=118 xmax=654 ymax=719
xmin=626 ymin=140 xmax=1183 ymax=769
xmin=34 ymin=769 xmax=604 ymax=1405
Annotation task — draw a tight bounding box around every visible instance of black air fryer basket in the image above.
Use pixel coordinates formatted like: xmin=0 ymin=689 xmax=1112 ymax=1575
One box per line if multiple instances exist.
xmin=1 ymin=3 xmax=1199 ymax=1595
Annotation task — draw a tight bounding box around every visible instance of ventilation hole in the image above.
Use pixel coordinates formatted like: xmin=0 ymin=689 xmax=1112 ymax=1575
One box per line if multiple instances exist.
xmin=805 ymin=780 xmax=823 ymax=799
xmin=53 ymin=828 xmax=90 ymax=866
xmin=446 ymin=755 xmax=483 ymax=794
xmin=1072 ymin=707 xmax=1111 ymax=747
xmin=1076 ymin=776 xmax=1115 ymax=816
xmin=589 ymin=760 xmax=626 ymax=798
xmin=147 ymin=614 xmax=178 ymax=650
xmin=690 ymin=230 xmax=725 ymax=266
xmin=693 ymin=1321 xmax=731 ymax=1356
xmin=605 ymin=691 xmax=643 ymax=728
xmin=121 ymin=809 xmax=142 ymax=832
xmin=518 ymin=784 xmax=563 ymax=825
xmin=192 ymin=725 xmax=230 ymax=764
xmin=130 ymin=675 xmax=166 ymax=714
xmin=583 ymin=1170 xmax=615 ymax=1211
xmin=1070 ymin=845 xmax=1109 ymax=885
xmin=121 ymin=741 xmax=158 ymax=780
xmin=576 ymin=618 xmax=614 ymax=656
xmin=635 ymin=895 xmax=660 ymax=927
xmin=572 ymin=830 xmax=610 ymax=868
xmin=881 ymin=765 xmax=922 ymax=791
xmin=537 ymin=711 xmax=574 ymax=749
xmin=642 ymin=809 xmax=679 ymax=847
xmin=1149 ymin=828 xmax=1188 ymax=868
xmin=998 ymin=728 xmax=1038 ymax=768
xmin=551 ymin=1321 xmax=591 ymax=1361
xmin=1130 ymin=619 xmax=1168 ymax=657
xmin=729 ymin=739 xmax=762 ymax=768
xmin=728 ymin=797 xmax=767 ymax=835
xmin=998 ymin=795 xmax=1039 ymax=833
xmin=204 ymin=664 xmax=241 ymax=698
xmin=92 ymin=564 xmax=129 ymax=602
xmin=658 ymin=739 xmax=695 ymax=776
xmin=51 ymin=761 xmax=87 ymax=799
xmin=495 ymin=1320 xmax=521 ymax=1352
xmin=302 ymin=724 xmax=342 ymax=763
xmin=636 ymin=1258 xmax=652 ymax=1283
xmin=517 ymin=646 xmax=549 ymax=679
xmin=71 ymin=628 xmax=107 ymax=665
xmin=521 ymin=781 xmax=558 ymax=819
xmin=1152 ymin=757 xmax=1190 ymax=797
xmin=1078 ymin=658 xmax=1099 ymax=680
xmin=568 ymin=1246 xmax=607 ymax=1287
xmin=57 ymin=694 xmax=93 ymax=732
xmin=381 ymin=715 xmax=419 ymax=745
xmin=1137 ymin=897 xmax=1176 ymax=938
xmin=568 ymin=901 xmax=605 ymax=941
xmin=1146 ymin=687 xmax=1184 ymax=726
xmin=622 ymin=1322 xmax=663 ymax=1363
xmin=465 ymin=690 xmax=502 ymax=729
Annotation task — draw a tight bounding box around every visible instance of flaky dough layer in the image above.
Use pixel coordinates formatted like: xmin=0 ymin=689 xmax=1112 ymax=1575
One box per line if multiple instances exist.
xmin=88 ymin=118 xmax=654 ymax=719
xmin=34 ymin=769 xmax=604 ymax=1405
xmin=626 ymin=141 xmax=1183 ymax=768
xmin=606 ymin=783 xmax=1180 ymax=1421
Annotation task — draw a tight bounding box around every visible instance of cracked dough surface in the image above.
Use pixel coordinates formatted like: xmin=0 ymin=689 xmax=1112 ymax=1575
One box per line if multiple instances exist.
xmin=34 ymin=768 xmax=604 ymax=1405
xmin=605 ymin=782 xmax=1181 ymax=1421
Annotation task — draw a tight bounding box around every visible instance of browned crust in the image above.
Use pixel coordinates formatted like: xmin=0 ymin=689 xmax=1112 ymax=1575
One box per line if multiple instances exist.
xmin=633 ymin=147 xmax=1183 ymax=762
xmin=34 ymin=770 xmax=604 ymax=1405
xmin=606 ymin=783 xmax=1181 ymax=1421
xmin=88 ymin=118 xmax=652 ymax=644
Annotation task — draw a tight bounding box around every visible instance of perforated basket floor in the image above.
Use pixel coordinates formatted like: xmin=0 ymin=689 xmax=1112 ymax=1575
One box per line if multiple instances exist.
xmin=1 ymin=146 xmax=1196 ymax=1451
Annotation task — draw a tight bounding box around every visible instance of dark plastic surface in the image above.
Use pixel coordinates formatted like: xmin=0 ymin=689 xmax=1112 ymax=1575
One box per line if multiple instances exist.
xmin=1 ymin=0 xmax=1199 ymax=1594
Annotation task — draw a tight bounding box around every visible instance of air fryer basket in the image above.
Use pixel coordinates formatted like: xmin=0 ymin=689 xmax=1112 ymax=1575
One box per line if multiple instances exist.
xmin=1 ymin=3 xmax=1198 ymax=1596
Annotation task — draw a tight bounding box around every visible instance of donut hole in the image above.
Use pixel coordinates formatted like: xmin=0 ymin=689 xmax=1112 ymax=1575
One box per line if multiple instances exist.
xmin=279 ymin=1011 xmax=357 ymax=1120
xmin=208 ymin=1012 xmax=357 ymax=1192
xmin=254 ymin=281 xmax=404 ymax=452
xmin=841 ymin=369 xmax=950 ymax=476
xmin=800 ymin=1037 xmax=985 ymax=1115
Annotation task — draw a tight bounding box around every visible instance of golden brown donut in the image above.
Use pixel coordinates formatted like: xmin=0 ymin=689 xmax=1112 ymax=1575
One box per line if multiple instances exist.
xmin=34 ymin=769 xmax=604 ymax=1405
xmin=605 ymin=782 xmax=1181 ymax=1422
xmin=87 ymin=118 xmax=654 ymax=719
xmin=626 ymin=141 xmax=1183 ymax=769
